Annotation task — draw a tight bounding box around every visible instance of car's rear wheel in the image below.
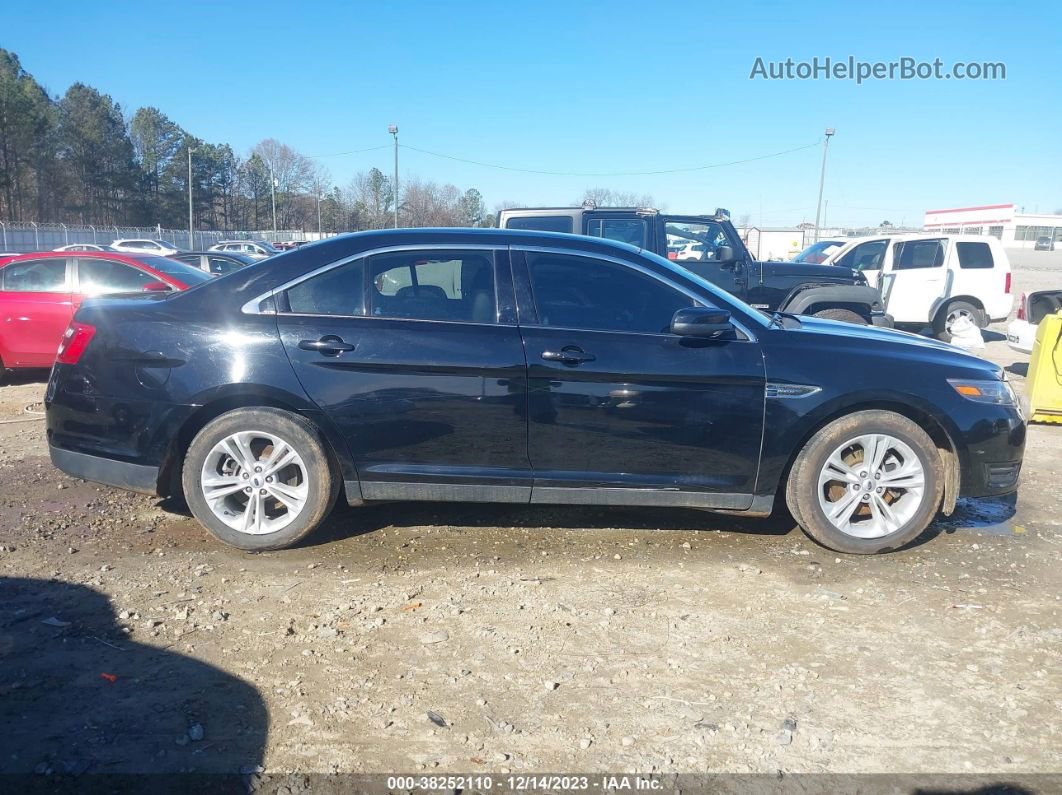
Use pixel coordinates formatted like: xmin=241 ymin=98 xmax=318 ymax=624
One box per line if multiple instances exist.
xmin=182 ymin=407 xmax=339 ymax=550
xmin=786 ymin=410 xmax=943 ymax=554
xmin=934 ymin=299 xmax=984 ymax=340
xmin=811 ymin=308 xmax=867 ymax=325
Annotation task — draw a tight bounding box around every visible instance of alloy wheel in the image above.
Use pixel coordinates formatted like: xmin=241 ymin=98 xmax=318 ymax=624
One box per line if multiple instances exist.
xmin=816 ymin=434 xmax=926 ymax=539
xmin=199 ymin=430 xmax=309 ymax=535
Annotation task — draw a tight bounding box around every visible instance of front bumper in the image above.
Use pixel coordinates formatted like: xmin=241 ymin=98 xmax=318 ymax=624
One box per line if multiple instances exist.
xmin=957 ymin=406 xmax=1026 ymax=498
xmin=49 ymin=443 xmax=161 ymax=495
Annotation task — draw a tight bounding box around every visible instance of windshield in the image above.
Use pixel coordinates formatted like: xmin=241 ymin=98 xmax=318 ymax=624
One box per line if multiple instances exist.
xmin=136 ymin=256 xmax=213 ymax=285
xmin=638 ymin=249 xmax=770 ymax=327
xmin=792 ymin=240 xmax=845 ymax=263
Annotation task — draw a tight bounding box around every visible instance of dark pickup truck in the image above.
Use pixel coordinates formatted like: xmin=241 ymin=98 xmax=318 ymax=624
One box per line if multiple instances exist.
xmin=497 ymin=206 xmax=890 ymax=326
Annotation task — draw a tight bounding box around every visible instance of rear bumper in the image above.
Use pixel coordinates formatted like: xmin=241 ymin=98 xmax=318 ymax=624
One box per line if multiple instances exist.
xmin=49 ymin=443 xmax=160 ymax=496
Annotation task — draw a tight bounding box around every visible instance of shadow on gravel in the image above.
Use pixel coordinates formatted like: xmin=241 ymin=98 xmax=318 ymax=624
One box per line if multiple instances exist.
xmin=305 ymin=500 xmax=799 ymax=549
xmin=0 ymin=577 xmax=267 ymax=783
xmin=0 ymin=368 xmax=50 ymax=387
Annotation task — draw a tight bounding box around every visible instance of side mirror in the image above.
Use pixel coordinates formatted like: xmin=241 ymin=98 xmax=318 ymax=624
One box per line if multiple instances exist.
xmin=714 ymin=245 xmax=734 ymax=262
xmin=142 ymin=281 xmax=172 ymax=292
xmin=671 ymin=307 xmax=734 ymax=338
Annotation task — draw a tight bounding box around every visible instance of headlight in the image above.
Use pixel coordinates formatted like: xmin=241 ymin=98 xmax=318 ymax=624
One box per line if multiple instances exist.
xmin=947 ymin=378 xmax=1017 ymax=406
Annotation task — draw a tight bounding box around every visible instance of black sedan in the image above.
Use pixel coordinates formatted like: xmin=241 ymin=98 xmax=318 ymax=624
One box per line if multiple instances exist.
xmin=173 ymin=250 xmax=258 ymax=275
xmin=45 ymin=228 xmax=1025 ymax=554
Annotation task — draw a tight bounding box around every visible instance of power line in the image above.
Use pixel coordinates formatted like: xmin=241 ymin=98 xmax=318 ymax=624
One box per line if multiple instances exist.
xmin=398 ymin=140 xmax=823 ymax=177
xmin=306 ymin=144 xmax=391 ymax=159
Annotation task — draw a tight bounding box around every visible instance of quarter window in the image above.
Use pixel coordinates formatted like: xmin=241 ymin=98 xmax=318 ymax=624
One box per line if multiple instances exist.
xmin=78 ymin=258 xmax=157 ymax=295
xmin=1 ymin=258 xmax=68 ymax=292
xmin=525 ymin=252 xmax=694 ymax=334
xmin=956 ymin=242 xmax=994 ymax=269
xmin=893 ymin=240 xmax=945 ymax=270
xmin=369 ymin=250 xmax=496 ymax=323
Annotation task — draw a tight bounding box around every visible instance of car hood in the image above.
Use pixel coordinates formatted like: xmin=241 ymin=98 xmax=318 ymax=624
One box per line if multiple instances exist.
xmin=787 ymin=315 xmax=1002 ymax=373
xmin=761 ymin=259 xmax=861 ymax=283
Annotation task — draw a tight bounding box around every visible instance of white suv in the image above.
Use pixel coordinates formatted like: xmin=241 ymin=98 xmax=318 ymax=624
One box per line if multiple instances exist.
xmin=111 ymin=239 xmax=180 ymax=256
xmin=819 ymin=234 xmax=1012 ymax=338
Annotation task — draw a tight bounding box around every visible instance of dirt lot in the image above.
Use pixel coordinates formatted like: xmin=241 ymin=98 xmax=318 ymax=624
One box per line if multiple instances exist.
xmin=1 ymin=252 xmax=1060 ymax=784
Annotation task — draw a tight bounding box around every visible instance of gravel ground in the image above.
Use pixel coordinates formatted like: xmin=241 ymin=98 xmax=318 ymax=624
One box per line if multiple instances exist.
xmin=1 ymin=254 xmax=1059 ymax=784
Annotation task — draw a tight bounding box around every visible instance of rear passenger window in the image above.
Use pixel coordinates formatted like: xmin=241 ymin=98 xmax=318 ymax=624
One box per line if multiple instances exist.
xmin=505 ymin=216 xmax=574 ymax=233
xmin=956 ymin=242 xmax=994 ymax=269
xmin=285 ymin=258 xmax=366 ymax=316
xmin=893 ymin=240 xmax=944 ymax=270
xmin=2 ymin=259 xmax=68 ymax=292
xmin=586 ymin=219 xmax=647 ymax=249
xmin=369 ymin=251 xmax=496 ymax=323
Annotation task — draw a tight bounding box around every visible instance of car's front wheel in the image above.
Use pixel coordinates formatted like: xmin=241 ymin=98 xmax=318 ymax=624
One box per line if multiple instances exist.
xmin=182 ymin=407 xmax=339 ymax=550
xmin=786 ymin=410 xmax=943 ymax=554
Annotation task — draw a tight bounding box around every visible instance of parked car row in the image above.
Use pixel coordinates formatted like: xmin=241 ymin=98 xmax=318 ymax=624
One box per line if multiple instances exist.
xmin=792 ymin=233 xmax=1013 ymax=340
xmin=53 ymin=238 xmax=293 ymax=259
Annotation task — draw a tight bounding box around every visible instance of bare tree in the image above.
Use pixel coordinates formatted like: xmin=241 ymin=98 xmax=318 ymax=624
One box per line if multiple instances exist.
xmin=577 ymin=187 xmax=654 ymax=208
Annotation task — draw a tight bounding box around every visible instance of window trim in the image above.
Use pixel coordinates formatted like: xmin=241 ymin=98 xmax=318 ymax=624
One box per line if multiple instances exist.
xmin=257 ymin=243 xmax=508 ymax=326
xmin=512 ymin=245 xmax=756 ymax=342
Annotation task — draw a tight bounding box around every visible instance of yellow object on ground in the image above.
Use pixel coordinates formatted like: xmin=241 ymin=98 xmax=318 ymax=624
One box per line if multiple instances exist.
xmin=1026 ymin=311 xmax=1062 ymax=424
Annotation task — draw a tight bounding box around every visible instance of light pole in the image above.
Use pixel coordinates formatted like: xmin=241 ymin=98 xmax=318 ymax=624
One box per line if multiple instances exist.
xmin=316 ymin=184 xmax=322 ymax=236
xmin=187 ymin=145 xmax=195 ymax=249
xmin=388 ymin=124 xmax=399 ymax=228
xmin=813 ymin=128 xmax=835 ymax=243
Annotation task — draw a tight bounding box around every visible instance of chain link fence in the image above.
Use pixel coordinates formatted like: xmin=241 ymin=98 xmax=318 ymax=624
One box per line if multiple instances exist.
xmin=0 ymin=222 xmax=329 ymax=253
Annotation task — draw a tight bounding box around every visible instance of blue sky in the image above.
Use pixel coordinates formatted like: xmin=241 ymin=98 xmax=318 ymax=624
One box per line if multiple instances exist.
xmin=7 ymin=0 xmax=1060 ymax=227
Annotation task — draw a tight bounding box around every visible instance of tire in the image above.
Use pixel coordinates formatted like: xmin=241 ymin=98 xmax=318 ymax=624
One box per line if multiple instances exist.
xmin=785 ymin=410 xmax=943 ymax=554
xmin=933 ymin=299 xmax=984 ymax=340
xmin=182 ymin=407 xmax=340 ymax=551
xmin=811 ymin=308 xmax=868 ymax=325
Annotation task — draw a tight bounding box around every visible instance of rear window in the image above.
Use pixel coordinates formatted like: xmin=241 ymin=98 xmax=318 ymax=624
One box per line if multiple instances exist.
xmin=135 ymin=256 xmax=213 ymax=285
xmin=505 ymin=215 xmax=574 ymax=233
xmin=956 ymin=242 xmax=994 ymax=269
xmin=2 ymin=258 xmax=68 ymax=292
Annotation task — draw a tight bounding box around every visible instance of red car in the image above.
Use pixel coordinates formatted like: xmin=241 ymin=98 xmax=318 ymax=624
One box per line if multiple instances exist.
xmin=0 ymin=251 xmax=212 ymax=373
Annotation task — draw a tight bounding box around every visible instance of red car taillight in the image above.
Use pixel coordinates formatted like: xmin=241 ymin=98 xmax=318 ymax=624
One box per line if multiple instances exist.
xmin=1016 ymin=293 xmax=1026 ymax=321
xmin=1005 ymin=272 xmax=1012 ymax=294
xmin=56 ymin=322 xmax=96 ymax=364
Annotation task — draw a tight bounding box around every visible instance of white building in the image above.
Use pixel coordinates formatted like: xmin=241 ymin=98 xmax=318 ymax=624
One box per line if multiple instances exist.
xmin=923 ymin=204 xmax=1062 ymax=248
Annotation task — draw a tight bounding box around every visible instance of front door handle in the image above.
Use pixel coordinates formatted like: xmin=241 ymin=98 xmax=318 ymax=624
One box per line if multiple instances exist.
xmin=542 ymin=347 xmax=595 ymax=365
xmin=298 ymin=335 xmax=356 ymax=356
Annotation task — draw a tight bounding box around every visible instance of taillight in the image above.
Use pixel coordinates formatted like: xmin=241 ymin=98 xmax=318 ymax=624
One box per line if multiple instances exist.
xmin=56 ymin=322 xmax=96 ymax=364
xmin=1016 ymin=293 xmax=1026 ymax=321
xmin=1005 ymin=272 xmax=1012 ymax=294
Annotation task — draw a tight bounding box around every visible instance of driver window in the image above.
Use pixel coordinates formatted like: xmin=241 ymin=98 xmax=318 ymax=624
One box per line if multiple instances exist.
xmin=664 ymin=221 xmax=731 ymax=262
xmin=526 ymin=252 xmax=694 ymax=334
xmin=838 ymin=239 xmax=887 ymax=270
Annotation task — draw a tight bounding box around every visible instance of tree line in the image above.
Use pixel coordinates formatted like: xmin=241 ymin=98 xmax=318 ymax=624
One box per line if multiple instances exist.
xmin=0 ymin=48 xmax=489 ymax=232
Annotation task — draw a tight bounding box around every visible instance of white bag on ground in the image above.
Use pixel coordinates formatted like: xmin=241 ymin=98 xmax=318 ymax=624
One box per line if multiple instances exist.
xmin=948 ymin=314 xmax=985 ymax=350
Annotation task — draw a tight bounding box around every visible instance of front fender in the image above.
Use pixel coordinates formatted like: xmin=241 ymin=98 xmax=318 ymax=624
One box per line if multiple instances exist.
xmin=781 ymin=284 xmax=886 ymax=316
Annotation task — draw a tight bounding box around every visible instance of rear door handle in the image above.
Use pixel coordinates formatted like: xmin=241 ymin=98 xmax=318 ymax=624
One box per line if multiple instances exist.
xmin=542 ymin=347 xmax=595 ymax=365
xmin=298 ymin=336 xmax=356 ymax=356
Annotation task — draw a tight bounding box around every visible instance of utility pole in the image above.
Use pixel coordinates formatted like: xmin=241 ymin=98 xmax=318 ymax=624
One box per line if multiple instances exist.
xmin=266 ymin=157 xmax=278 ymax=235
xmin=187 ymin=145 xmax=195 ymax=249
xmin=316 ymin=184 xmax=322 ymax=236
xmin=388 ymin=124 xmax=399 ymax=228
xmin=813 ymin=128 xmax=835 ymax=243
